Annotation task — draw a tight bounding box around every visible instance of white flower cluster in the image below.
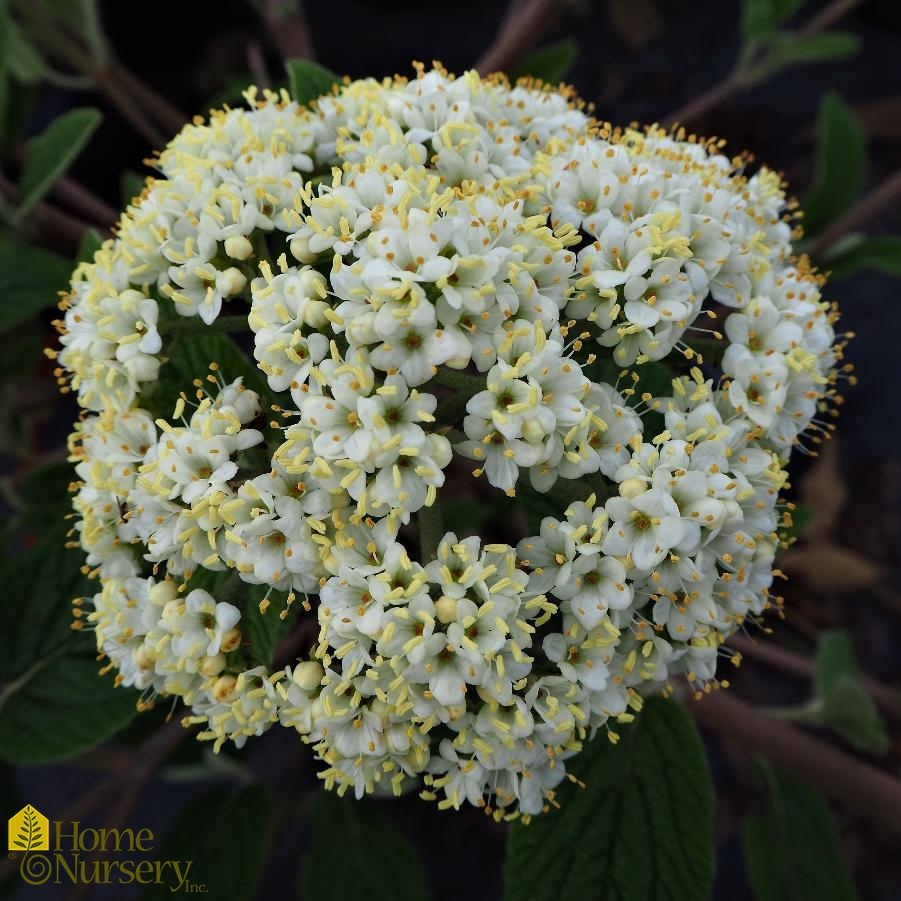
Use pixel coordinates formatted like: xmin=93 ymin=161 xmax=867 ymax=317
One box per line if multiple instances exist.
xmin=54 ymin=65 xmax=845 ymax=819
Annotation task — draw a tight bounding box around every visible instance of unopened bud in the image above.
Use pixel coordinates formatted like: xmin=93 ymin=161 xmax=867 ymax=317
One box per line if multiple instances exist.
xmin=224 ymin=235 xmax=253 ymax=261
xmin=290 ymin=235 xmax=317 ymax=263
xmin=219 ymin=627 xmax=242 ymax=653
xmin=618 ymin=477 xmax=646 ymax=499
xmin=149 ymin=580 xmax=178 ymax=606
xmin=292 ymin=660 xmax=324 ymax=691
xmin=199 ymin=653 xmax=227 ymax=677
xmin=216 ymin=267 xmax=247 ymax=297
xmin=435 ymin=595 xmax=458 ymax=624
xmin=212 ymin=675 xmax=237 ymax=701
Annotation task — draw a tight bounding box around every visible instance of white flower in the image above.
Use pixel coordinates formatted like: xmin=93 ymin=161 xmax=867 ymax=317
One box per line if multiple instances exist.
xmin=602 ymin=488 xmax=686 ymax=571
xmin=55 ymin=65 xmax=842 ymax=818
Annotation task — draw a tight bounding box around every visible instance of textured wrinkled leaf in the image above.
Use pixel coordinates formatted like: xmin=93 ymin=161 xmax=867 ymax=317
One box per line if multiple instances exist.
xmin=504 ymin=696 xmax=713 ymax=901
xmin=142 ymin=785 xmax=270 ymax=900
xmin=13 ymin=107 xmax=102 ymax=222
xmin=0 ymin=632 xmax=139 ymax=764
xmin=509 ymin=40 xmax=578 ymax=83
xmin=804 ymin=94 xmax=866 ymax=236
xmin=0 ymin=235 xmax=71 ymax=331
xmin=286 ymin=58 xmax=340 ymax=107
xmin=741 ymin=0 xmax=805 ymax=39
xmin=825 ymin=235 xmax=901 ymax=278
xmin=149 ymin=328 xmax=272 ymax=421
xmin=300 ymin=792 xmax=430 ymax=901
xmin=183 ymin=568 xmax=294 ymax=667
xmin=743 ymin=762 xmax=858 ymax=901
xmin=0 ymin=517 xmax=139 ymax=762
xmin=0 ymin=520 xmax=89 ymax=680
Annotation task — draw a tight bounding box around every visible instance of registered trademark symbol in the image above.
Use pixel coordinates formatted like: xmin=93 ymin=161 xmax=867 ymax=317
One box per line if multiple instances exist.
xmin=7 ymin=852 xmax=16 ymax=859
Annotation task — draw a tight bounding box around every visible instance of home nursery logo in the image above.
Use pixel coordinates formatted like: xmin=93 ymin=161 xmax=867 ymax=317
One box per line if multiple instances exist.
xmin=7 ymin=805 xmax=204 ymax=892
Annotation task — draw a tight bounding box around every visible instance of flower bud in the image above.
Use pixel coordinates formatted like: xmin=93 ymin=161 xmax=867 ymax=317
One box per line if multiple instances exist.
xmin=224 ymin=235 xmax=253 ymax=261
xmin=219 ymin=627 xmax=242 ymax=653
xmin=290 ymin=235 xmax=317 ymax=263
xmin=618 ymin=477 xmax=646 ymax=499
xmin=134 ymin=645 xmax=154 ymax=670
xmin=216 ymin=267 xmax=247 ymax=297
xmin=199 ymin=653 xmax=226 ymax=677
xmin=303 ymin=299 xmax=330 ymax=330
xmin=292 ymin=660 xmax=324 ymax=691
xmin=434 ymin=595 xmax=458 ymax=624
xmin=212 ymin=675 xmax=237 ymax=702
xmin=149 ymin=579 xmax=178 ymax=606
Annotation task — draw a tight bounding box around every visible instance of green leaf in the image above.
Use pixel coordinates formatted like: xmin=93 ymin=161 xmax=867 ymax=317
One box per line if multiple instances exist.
xmin=299 ymin=792 xmax=430 ymax=901
xmin=824 ymin=235 xmax=901 ymax=278
xmin=148 ymin=328 xmax=271 ymax=420
xmin=13 ymin=107 xmax=102 ymax=223
xmin=814 ymin=631 xmax=889 ymax=754
xmin=5 ymin=18 xmax=45 ymax=83
xmin=778 ymin=503 xmax=814 ymax=542
xmin=742 ymin=761 xmax=858 ymax=901
xmin=181 ymin=568 xmax=295 ymax=667
xmin=509 ymin=39 xmax=578 ymax=83
xmin=77 ymin=226 xmax=103 ymax=264
xmin=814 ymin=630 xmax=858 ymax=699
xmin=504 ymin=696 xmax=713 ymax=901
xmin=803 ymin=93 xmax=866 ymax=236
xmin=0 ymin=517 xmax=140 ymax=762
xmin=754 ymin=32 xmax=861 ymax=83
xmin=285 ymin=58 xmax=340 ymax=107
xmin=741 ymin=0 xmax=805 ymax=39
xmin=0 ymin=3 xmax=9 ymax=143
xmin=142 ymin=785 xmax=271 ymax=900
xmin=0 ymin=631 xmax=139 ymax=764
xmin=17 ymin=460 xmax=77 ymax=535
xmin=0 ymin=235 xmax=71 ymax=332
xmin=0 ymin=521 xmax=88 ymax=681
xmin=121 ymin=169 xmax=146 ymax=205
xmin=200 ymin=75 xmax=257 ymax=113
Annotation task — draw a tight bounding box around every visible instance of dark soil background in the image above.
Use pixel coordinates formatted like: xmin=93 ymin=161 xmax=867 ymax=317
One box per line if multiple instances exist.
xmin=4 ymin=0 xmax=901 ymax=898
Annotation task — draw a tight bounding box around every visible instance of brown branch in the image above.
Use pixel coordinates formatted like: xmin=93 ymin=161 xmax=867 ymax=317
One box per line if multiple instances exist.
xmin=109 ymin=64 xmax=188 ymax=136
xmin=0 ymin=171 xmax=91 ymax=254
xmin=12 ymin=149 xmax=118 ymax=227
xmin=476 ymin=0 xmax=569 ymax=76
xmin=798 ymin=0 xmax=865 ymax=35
xmin=688 ymin=688 xmax=901 ymax=840
xmin=662 ymin=0 xmax=866 ymax=128
xmin=49 ymin=175 xmax=118 ymax=228
xmin=661 ymin=75 xmax=744 ymax=130
xmin=810 ymin=168 xmax=901 ymax=256
xmin=729 ymin=633 xmax=901 ymax=721
xmin=0 ymin=717 xmax=192 ymax=886
xmin=67 ymin=717 xmax=191 ymax=901
xmin=91 ymin=71 xmax=167 ymax=148
xmin=261 ymin=0 xmax=316 ymax=62
xmin=247 ymin=40 xmax=272 ymax=90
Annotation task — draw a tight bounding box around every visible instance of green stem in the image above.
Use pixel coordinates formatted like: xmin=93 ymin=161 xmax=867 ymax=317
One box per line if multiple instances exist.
xmin=417 ymin=501 xmax=445 ymax=561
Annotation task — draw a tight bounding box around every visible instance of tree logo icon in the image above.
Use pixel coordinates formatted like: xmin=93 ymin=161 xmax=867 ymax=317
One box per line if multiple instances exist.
xmin=8 ymin=806 xmax=49 ymax=852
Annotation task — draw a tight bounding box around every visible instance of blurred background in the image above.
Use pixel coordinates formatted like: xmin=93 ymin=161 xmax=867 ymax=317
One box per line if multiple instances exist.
xmin=1 ymin=0 xmax=900 ymax=898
